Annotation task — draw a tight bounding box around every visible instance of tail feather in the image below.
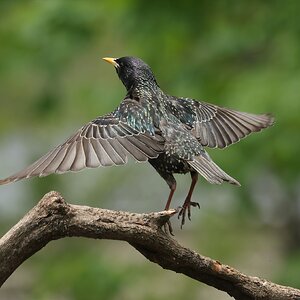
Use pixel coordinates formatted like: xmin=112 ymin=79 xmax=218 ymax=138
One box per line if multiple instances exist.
xmin=188 ymin=156 xmax=240 ymax=186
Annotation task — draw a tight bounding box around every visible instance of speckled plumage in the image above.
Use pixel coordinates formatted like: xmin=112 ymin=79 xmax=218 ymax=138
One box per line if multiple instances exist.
xmin=0 ymin=56 xmax=274 ymax=230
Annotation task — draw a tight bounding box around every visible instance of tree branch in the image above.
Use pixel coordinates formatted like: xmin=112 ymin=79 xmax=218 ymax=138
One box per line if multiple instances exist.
xmin=0 ymin=191 xmax=299 ymax=299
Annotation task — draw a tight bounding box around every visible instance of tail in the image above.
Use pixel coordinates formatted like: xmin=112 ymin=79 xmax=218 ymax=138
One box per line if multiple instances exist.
xmin=188 ymin=155 xmax=240 ymax=186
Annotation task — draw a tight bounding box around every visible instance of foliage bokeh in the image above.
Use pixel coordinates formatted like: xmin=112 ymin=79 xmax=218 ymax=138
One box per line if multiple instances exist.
xmin=0 ymin=1 xmax=299 ymax=299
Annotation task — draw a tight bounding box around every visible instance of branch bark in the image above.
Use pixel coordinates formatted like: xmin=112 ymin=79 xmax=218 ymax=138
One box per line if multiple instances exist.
xmin=0 ymin=191 xmax=299 ymax=300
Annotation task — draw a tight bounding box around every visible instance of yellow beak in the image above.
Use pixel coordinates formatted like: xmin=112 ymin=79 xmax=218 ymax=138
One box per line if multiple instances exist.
xmin=102 ymin=57 xmax=118 ymax=67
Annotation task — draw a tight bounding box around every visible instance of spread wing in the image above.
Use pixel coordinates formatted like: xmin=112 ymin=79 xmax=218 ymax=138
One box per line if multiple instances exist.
xmin=0 ymin=99 xmax=164 ymax=185
xmin=168 ymin=97 xmax=274 ymax=149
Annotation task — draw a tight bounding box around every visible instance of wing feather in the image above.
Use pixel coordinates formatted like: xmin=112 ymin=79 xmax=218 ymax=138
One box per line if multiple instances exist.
xmin=70 ymin=140 xmax=86 ymax=171
xmin=169 ymin=98 xmax=274 ymax=148
xmin=57 ymin=142 xmax=77 ymax=172
xmin=83 ymin=138 xmax=100 ymax=168
xmin=0 ymin=100 xmax=164 ymax=185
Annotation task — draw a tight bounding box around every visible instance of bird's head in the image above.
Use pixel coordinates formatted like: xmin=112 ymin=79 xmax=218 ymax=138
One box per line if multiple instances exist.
xmin=103 ymin=56 xmax=158 ymax=91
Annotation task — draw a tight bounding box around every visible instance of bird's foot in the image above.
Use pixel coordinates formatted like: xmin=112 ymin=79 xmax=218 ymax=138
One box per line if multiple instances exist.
xmin=178 ymin=201 xmax=200 ymax=228
xmin=162 ymin=206 xmax=181 ymax=235
xmin=163 ymin=220 xmax=174 ymax=236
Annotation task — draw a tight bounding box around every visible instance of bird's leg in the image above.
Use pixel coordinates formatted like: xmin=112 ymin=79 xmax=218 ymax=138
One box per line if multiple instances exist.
xmin=163 ymin=181 xmax=176 ymax=235
xmin=178 ymin=172 xmax=200 ymax=228
xmin=164 ymin=182 xmax=176 ymax=210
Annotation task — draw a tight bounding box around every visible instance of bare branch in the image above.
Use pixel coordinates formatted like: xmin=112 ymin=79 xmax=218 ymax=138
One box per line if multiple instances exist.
xmin=0 ymin=191 xmax=299 ymax=300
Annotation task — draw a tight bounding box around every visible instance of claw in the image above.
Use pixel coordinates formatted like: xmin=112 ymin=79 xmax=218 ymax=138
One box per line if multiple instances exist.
xmin=163 ymin=219 xmax=174 ymax=236
xmin=190 ymin=201 xmax=200 ymax=209
xmin=178 ymin=201 xmax=200 ymax=229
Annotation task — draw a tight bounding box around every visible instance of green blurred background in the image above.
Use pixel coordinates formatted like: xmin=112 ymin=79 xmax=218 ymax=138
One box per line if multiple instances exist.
xmin=0 ymin=0 xmax=299 ymax=299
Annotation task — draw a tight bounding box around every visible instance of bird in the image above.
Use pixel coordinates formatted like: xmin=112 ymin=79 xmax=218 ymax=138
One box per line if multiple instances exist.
xmin=0 ymin=56 xmax=274 ymax=232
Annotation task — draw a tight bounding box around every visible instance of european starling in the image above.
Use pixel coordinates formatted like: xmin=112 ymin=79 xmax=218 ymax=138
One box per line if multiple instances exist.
xmin=0 ymin=56 xmax=274 ymax=231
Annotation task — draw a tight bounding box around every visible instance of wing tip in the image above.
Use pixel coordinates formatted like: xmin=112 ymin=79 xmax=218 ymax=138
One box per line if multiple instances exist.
xmin=0 ymin=177 xmax=17 ymax=186
xmin=264 ymin=113 xmax=275 ymax=127
xmin=227 ymin=178 xmax=241 ymax=186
